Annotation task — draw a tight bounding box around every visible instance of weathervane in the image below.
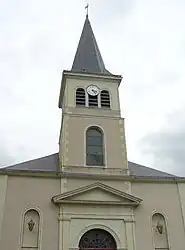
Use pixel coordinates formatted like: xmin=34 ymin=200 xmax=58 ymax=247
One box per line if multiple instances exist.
xmin=85 ymin=3 xmax=89 ymax=16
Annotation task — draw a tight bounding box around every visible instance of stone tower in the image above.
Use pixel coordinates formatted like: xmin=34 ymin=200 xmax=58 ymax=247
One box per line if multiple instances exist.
xmin=58 ymin=14 xmax=128 ymax=173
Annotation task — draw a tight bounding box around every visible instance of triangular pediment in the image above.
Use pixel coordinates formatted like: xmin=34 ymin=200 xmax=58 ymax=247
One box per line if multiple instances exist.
xmin=52 ymin=182 xmax=142 ymax=206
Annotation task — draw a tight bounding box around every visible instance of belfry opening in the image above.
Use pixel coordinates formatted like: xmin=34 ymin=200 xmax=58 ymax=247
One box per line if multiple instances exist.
xmin=79 ymin=229 xmax=117 ymax=250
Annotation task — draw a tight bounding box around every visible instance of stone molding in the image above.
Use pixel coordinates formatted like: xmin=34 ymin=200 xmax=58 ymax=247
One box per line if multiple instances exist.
xmin=52 ymin=182 xmax=142 ymax=206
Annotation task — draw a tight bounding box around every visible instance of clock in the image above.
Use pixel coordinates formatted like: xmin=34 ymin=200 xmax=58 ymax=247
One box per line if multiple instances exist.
xmin=87 ymin=85 xmax=100 ymax=96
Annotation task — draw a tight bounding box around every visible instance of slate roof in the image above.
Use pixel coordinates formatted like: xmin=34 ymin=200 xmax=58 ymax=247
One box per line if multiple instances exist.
xmin=1 ymin=153 xmax=177 ymax=178
xmin=71 ymin=15 xmax=111 ymax=75
xmin=3 ymin=154 xmax=59 ymax=172
xmin=128 ymin=161 xmax=175 ymax=178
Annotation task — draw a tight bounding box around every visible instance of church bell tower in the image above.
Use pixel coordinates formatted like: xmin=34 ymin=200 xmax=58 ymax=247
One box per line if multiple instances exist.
xmin=58 ymin=14 xmax=128 ymax=172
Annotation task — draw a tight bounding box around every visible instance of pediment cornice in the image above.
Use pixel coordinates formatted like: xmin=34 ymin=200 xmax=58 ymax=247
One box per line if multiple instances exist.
xmin=52 ymin=182 xmax=142 ymax=207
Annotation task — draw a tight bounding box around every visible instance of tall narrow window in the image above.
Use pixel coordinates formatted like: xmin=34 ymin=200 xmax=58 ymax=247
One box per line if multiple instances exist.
xmin=101 ymin=90 xmax=110 ymax=108
xmin=152 ymin=213 xmax=169 ymax=250
xmin=86 ymin=127 xmax=104 ymax=166
xmin=21 ymin=209 xmax=40 ymax=249
xmin=88 ymin=94 xmax=98 ymax=107
xmin=76 ymin=88 xmax=85 ymax=106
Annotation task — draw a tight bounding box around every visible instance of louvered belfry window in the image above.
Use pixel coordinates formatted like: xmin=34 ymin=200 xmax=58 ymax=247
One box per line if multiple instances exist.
xmin=76 ymin=88 xmax=86 ymax=106
xmin=88 ymin=94 xmax=98 ymax=107
xmin=101 ymin=90 xmax=110 ymax=108
xmin=86 ymin=127 xmax=104 ymax=166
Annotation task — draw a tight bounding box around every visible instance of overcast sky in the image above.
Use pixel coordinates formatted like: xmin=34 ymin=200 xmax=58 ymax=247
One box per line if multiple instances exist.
xmin=1 ymin=0 xmax=185 ymax=176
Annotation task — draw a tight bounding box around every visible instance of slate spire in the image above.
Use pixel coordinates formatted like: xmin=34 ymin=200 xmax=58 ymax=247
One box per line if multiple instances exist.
xmin=71 ymin=15 xmax=111 ymax=75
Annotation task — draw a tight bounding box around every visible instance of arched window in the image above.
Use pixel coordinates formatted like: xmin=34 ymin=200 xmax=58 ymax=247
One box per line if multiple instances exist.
xmin=79 ymin=229 xmax=117 ymax=250
xmin=88 ymin=94 xmax=98 ymax=107
xmin=21 ymin=209 xmax=40 ymax=249
xmin=152 ymin=213 xmax=169 ymax=250
xmin=101 ymin=90 xmax=110 ymax=108
xmin=86 ymin=127 xmax=104 ymax=166
xmin=76 ymin=88 xmax=86 ymax=106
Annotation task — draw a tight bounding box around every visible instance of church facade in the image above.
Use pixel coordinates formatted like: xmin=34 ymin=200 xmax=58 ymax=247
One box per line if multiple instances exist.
xmin=0 ymin=14 xmax=185 ymax=250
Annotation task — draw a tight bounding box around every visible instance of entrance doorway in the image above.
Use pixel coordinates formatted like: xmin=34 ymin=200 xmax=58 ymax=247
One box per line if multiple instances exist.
xmin=79 ymin=229 xmax=117 ymax=250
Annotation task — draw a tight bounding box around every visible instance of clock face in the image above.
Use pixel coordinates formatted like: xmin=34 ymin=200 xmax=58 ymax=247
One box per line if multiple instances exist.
xmin=87 ymin=85 xmax=100 ymax=96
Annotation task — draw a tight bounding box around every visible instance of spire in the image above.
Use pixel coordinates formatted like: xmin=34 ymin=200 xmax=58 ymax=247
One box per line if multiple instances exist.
xmin=71 ymin=15 xmax=111 ymax=75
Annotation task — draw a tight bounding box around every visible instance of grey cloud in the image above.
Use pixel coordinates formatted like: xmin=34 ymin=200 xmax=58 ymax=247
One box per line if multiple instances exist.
xmin=156 ymin=70 xmax=182 ymax=86
xmin=0 ymin=141 xmax=15 ymax=167
xmin=91 ymin=0 xmax=135 ymax=20
xmin=141 ymin=108 xmax=185 ymax=176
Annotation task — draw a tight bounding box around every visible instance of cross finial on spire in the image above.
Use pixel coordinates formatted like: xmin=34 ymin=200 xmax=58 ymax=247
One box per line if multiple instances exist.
xmin=85 ymin=3 xmax=89 ymax=17
xmin=71 ymin=7 xmax=111 ymax=75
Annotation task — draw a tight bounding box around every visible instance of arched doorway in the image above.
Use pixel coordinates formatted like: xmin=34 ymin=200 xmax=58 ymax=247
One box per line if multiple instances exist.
xmin=79 ymin=229 xmax=117 ymax=250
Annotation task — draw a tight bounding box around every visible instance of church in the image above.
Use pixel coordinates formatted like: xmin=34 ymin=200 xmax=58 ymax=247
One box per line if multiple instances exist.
xmin=0 ymin=13 xmax=185 ymax=250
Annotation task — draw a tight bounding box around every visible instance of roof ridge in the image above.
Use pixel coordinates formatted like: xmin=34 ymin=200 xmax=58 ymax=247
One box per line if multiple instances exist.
xmin=1 ymin=153 xmax=179 ymax=178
